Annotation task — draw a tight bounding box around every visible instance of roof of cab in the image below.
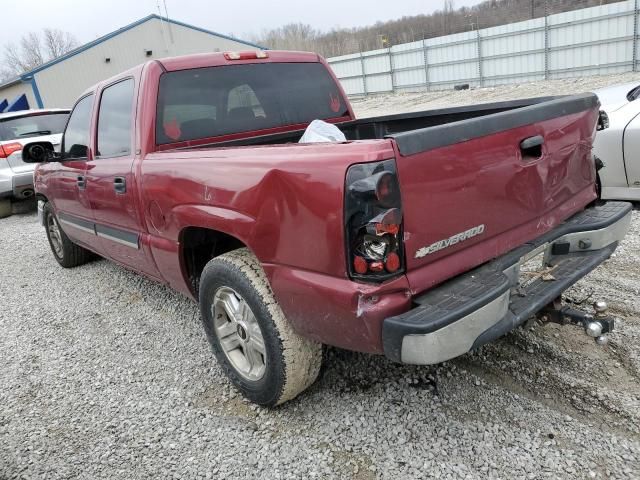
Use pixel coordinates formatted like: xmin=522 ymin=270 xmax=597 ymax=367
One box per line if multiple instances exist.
xmin=77 ymin=50 xmax=324 ymax=99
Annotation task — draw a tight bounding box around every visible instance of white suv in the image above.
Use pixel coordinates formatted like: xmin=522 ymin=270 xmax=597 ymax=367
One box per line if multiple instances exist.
xmin=0 ymin=109 xmax=69 ymax=217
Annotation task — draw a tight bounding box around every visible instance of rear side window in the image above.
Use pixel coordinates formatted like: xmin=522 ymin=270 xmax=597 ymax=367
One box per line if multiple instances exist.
xmin=156 ymin=62 xmax=348 ymax=144
xmin=63 ymin=95 xmax=94 ymax=159
xmin=0 ymin=113 xmax=68 ymax=141
xmin=97 ymin=79 xmax=134 ymax=157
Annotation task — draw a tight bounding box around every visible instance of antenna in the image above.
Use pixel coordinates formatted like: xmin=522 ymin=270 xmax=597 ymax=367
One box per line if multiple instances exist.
xmin=156 ymin=0 xmax=170 ymax=53
xmin=162 ymin=0 xmax=175 ymax=44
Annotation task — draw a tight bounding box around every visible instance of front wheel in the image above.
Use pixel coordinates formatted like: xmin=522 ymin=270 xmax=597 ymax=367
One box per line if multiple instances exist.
xmin=43 ymin=203 xmax=93 ymax=268
xmin=199 ymin=248 xmax=322 ymax=406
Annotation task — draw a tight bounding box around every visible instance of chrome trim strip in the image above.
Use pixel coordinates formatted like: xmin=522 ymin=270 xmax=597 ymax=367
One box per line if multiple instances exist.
xmin=58 ymin=217 xmax=95 ymax=235
xmin=96 ymin=230 xmax=139 ymax=249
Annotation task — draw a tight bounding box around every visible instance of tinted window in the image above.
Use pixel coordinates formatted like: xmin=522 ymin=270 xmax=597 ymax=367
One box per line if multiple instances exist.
xmin=156 ymin=63 xmax=348 ymax=144
xmin=97 ymin=79 xmax=134 ymax=157
xmin=0 ymin=113 xmax=68 ymax=141
xmin=63 ymin=95 xmax=94 ymax=159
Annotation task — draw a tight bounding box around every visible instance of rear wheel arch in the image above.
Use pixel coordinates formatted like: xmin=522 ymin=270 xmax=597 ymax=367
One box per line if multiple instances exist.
xmin=180 ymin=226 xmax=250 ymax=296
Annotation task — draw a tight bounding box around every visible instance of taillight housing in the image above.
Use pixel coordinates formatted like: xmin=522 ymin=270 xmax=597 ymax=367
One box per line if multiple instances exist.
xmin=345 ymin=159 xmax=404 ymax=282
xmin=0 ymin=142 xmax=23 ymax=159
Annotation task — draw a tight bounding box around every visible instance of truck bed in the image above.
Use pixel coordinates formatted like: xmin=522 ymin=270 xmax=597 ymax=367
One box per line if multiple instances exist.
xmin=180 ymin=94 xmax=597 ymax=153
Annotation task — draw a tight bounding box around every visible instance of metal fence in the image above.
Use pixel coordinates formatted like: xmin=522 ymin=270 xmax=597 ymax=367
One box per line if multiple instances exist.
xmin=327 ymin=0 xmax=640 ymax=96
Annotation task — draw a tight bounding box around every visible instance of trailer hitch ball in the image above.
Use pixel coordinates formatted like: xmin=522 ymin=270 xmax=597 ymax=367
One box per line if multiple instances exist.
xmin=595 ymin=335 xmax=609 ymax=346
xmin=585 ymin=321 xmax=603 ymax=338
xmin=593 ymin=301 xmax=608 ymax=315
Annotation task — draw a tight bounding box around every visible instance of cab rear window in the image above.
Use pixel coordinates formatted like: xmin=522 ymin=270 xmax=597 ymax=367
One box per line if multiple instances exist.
xmin=155 ymin=62 xmax=348 ymax=144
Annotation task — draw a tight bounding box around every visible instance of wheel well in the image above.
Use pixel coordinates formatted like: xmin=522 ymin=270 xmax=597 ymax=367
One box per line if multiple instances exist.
xmin=181 ymin=227 xmax=246 ymax=296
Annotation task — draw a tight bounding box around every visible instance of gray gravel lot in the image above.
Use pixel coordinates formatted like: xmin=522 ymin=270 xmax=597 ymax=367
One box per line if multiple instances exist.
xmin=2 ymin=76 xmax=640 ymax=479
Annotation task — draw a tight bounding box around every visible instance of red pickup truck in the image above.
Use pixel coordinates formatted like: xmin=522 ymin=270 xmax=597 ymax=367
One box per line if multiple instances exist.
xmin=23 ymin=50 xmax=631 ymax=406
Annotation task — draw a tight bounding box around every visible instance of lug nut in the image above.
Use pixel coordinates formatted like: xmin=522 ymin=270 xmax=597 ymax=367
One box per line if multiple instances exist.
xmin=593 ymin=301 xmax=608 ymax=314
xmin=595 ymin=335 xmax=608 ymax=346
xmin=585 ymin=321 xmax=603 ymax=338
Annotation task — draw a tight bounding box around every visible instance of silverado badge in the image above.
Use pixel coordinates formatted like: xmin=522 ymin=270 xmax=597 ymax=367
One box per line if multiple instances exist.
xmin=415 ymin=224 xmax=486 ymax=258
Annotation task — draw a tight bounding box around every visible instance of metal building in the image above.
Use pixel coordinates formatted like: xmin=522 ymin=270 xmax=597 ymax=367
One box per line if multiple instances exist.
xmin=0 ymin=14 xmax=263 ymax=110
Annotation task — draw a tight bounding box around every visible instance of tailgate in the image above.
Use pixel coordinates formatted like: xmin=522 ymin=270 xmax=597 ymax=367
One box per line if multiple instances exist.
xmin=389 ymin=94 xmax=600 ymax=291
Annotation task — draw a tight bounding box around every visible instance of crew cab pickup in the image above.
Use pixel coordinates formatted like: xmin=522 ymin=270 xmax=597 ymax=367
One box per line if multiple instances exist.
xmin=24 ymin=50 xmax=631 ymax=406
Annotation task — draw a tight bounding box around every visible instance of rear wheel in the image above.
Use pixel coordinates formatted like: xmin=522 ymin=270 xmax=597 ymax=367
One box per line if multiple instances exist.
xmin=43 ymin=203 xmax=92 ymax=268
xmin=199 ymin=248 xmax=322 ymax=406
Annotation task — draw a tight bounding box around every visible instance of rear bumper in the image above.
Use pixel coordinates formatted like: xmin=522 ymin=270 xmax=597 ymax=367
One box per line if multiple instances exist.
xmin=0 ymin=164 xmax=35 ymax=199
xmin=382 ymin=201 xmax=632 ymax=364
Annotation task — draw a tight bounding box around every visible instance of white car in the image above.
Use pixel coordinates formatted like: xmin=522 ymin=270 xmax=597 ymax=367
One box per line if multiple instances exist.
xmin=0 ymin=108 xmax=69 ymax=217
xmin=593 ymin=81 xmax=640 ymax=201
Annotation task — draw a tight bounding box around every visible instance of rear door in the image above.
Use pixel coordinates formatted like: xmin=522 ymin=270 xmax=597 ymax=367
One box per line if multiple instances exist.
xmin=50 ymin=95 xmax=96 ymax=247
xmin=85 ymin=78 xmax=160 ymax=278
xmin=392 ymin=97 xmax=600 ymax=289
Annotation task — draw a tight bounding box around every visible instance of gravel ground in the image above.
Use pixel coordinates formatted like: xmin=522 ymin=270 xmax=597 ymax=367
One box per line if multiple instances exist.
xmin=351 ymin=72 xmax=640 ymax=118
xmin=2 ymin=75 xmax=640 ymax=479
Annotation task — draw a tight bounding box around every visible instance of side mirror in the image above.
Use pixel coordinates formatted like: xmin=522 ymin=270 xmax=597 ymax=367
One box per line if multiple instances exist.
xmin=22 ymin=141 xmax=59 ymax=163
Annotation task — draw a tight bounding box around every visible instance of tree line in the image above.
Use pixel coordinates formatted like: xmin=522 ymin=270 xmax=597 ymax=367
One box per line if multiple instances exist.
xmin=251 ymin=0 xmax=622 ymax=58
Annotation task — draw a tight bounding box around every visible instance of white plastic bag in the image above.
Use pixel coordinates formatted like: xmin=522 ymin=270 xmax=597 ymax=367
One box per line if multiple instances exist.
xmin=299 ymin=119 xmax=346 ymax=143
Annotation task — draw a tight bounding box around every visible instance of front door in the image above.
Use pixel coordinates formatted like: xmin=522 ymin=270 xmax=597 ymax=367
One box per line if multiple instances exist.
xmin=51 ymin=94 xmax=96 ymax=248
xmin=84 ymin=78 xmax=160 ymax=279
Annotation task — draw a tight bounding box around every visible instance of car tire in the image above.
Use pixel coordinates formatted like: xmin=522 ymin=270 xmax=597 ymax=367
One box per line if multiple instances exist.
xmin=43 ymin=203 xmax=93 ymax=268
xmin=0 ymin=198 xmax=11 ymax=219
xmin=199 ymin=248 xmax=322 ymax=406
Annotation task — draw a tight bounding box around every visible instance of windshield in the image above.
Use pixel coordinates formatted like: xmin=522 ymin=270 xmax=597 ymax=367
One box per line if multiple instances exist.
xmin=0 ymin=112 xmax=69 ymax=141
xmin=156 ymin=62 xmax=349 ymax=144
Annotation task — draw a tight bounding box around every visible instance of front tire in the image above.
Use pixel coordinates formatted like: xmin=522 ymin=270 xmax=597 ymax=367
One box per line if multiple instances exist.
xmin=199 ymin=248 xmax=322 ymax=406
xmin=43 ymin=203 xmax=92 ymax=268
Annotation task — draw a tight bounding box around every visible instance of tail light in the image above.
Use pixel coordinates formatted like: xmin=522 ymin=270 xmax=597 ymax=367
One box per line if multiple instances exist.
xmin=0 ymin=142 xmax=22 ymax=159
xmin=345 ymin=159 xmax=404 ymax=282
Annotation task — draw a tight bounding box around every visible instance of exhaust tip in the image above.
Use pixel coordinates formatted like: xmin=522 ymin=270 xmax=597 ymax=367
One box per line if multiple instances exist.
xmin=20 ymin=189 xmax=34 ymax=198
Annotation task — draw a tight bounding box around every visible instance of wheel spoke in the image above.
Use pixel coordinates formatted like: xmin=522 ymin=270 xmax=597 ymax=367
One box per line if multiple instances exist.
xmin=215 ymin=320 xmax=236 ymax=339
xmin=219 ymin=332 xmax=241 ymax=353
xmin=244 ymin=343 xmax=263 ymax=372
xmin=215 ymin=291 xmax=241 ymax=322
xmin=249 ymin=333 xmax=266 ymax=356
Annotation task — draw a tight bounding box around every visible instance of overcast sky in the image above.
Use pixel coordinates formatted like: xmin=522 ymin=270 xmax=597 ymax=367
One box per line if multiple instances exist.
xmin=1 ymin=0 xmax=484 ymax=48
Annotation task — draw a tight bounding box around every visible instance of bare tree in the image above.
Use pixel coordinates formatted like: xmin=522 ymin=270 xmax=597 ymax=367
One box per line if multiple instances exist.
xmin=1 ymin=29 xmax=78 ymax=80
xmin=43 ymin=29 xmax=78 ymax=59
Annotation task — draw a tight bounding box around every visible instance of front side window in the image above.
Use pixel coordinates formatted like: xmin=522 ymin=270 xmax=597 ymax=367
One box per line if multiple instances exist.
xmin=97 ymin=79 xmax=134 ymax=157
xmin=63 ymin=94 xmax=94 ymax=159
xmin=156 ymin=62 xmax=349 ymax=144
xmin=0 ymin=112 xmax=69 ymax=141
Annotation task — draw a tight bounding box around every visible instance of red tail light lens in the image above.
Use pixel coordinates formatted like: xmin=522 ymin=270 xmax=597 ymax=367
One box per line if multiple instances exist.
xmin=0 ymin=142 xmax=23 ymax=159
xmin=345 ymin=159 xmax=404 ymax=282
xmin=224 ymin=51 xmax=269 ymax=60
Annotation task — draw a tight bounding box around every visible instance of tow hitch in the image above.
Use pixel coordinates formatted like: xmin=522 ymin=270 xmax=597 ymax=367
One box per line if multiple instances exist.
xmin=538 ymin=298 xmax=614 ymax=345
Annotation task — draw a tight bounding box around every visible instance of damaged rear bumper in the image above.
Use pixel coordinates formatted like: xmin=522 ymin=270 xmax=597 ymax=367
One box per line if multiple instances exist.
xmin=382 ymin=201 xmax=632 ymax=364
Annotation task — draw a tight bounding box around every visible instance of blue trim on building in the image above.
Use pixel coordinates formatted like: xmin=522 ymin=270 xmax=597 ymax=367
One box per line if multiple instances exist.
xmin=19 ymin=14 xmax=265 ymax=77
xmin=22 ymin=76 xmax=44 ymax=108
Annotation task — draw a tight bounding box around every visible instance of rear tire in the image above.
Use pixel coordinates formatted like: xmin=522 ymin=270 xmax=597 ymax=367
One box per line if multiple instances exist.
xmin=199 ymin=248 xmax=322 ymax=406
xmin=0 ymin=198 xmax=11 ymax=219
xmin=43 ymin=203 xmax=92 ymax=268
